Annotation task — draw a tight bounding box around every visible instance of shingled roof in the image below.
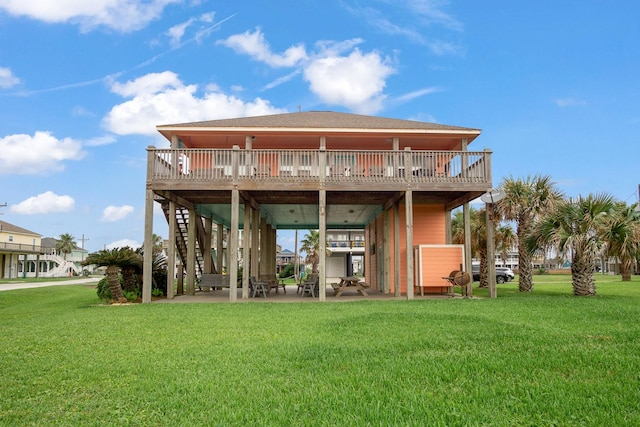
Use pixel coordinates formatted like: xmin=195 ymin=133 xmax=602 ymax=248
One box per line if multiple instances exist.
xmin=158 ymin=111 xmax=480 ymax=133
xmin=0 ymin=220 xmax=40 ymax=236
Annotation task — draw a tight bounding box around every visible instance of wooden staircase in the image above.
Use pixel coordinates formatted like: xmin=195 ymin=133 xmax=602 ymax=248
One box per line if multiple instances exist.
xmin=160 ymin=200 xmax=214 ymax=276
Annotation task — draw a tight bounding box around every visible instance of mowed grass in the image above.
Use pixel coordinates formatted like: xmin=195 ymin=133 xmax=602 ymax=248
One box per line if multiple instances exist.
xmin=1 ymin=275 xmax=639 ymax=426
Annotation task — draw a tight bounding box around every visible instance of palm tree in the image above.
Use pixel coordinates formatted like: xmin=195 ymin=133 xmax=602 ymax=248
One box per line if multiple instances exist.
xmin=602 ymin=202 xmax=640 ymax=281
xmin=527 ymin=193 xmax=616 ymax=296
xmin=83 ymin=248 xmax=140 ymax=303
xmin=497 ymin=175 xmax=564 ymax=292
xmin=119 ymin=247 xmax=143 ymax=293
xmin=451 ymin=207 xmax=490 ymax=287
xmin=300 ymin=230 xmax=320 ymax=274
xmin=56 ymin=233 xmax=76 ymax=261
xmin=496 ymin=224 xmax=517 ymax=269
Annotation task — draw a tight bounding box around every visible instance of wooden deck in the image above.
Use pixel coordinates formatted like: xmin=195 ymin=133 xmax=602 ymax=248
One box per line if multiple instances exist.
xmin=147 ymin=148 xmax=491 ymax=193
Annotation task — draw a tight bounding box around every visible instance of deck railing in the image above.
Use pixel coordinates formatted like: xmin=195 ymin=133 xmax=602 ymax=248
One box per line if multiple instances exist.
xmin=0 ymin=242 xmax=44 ymax=254
xmin=148 ymin=148 xmax=491 ymax=185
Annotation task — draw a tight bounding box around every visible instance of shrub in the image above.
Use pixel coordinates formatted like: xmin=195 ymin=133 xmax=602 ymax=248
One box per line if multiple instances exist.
xmin=96 ymin=277 xmax=111 ymax=301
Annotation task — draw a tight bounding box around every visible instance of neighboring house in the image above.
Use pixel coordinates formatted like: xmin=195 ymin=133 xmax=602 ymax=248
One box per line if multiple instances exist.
xmin=0 ymin=220 xmax=42 ymax=279
xmin=276 ymin=248 xmax=302 ymax=274
xmin=141 ymin=111 xmax=492 ymax=301
xmin=326 ymin=229 xmax=365 ymax=279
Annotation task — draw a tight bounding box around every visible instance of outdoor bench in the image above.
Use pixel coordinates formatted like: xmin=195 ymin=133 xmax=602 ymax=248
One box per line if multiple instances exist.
xmin=198 ymin=274 xmax=230 ymax=291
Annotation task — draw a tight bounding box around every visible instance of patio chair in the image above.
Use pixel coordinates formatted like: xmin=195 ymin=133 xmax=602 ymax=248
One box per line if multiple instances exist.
xmin=300 ymin=274 xmax=319 ymax=297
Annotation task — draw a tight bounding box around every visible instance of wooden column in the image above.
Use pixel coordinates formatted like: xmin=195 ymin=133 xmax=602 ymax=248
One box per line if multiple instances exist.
xmin=142 ymin=187 xmax=154 ymax=303
xmin=463 ymin=203 xmax=473 ymax=297
xmin=486 ymin=203 xmax=497 ymax=298
xmin=203 ymin=217 xmax=212 ymax=274
xmin=166 ymin=200 xmax=176 ymax=299
xmin=260 ymin=218 xmax=268 ymax=276
xmin=251 ymin=209 xmax=260 ymax=279
xmin=383 ymin=208 xmax=391 ymax=293
xmin=242 ymin=204 xmax=251 ymax=299
xmin=186 ymin=207 xmax=197 ymax=295
xmin=393 ymin=202 xmax=401 ymax=297
xmin=229 ymin=189 xmax=239 ymax=302
xmin=405 ymin=190 xmax=414 ymax=299
xmin=216 ymin=223 xmax=224 ymax=273
xmin=319 ymin=189 xmax=326 ymax=301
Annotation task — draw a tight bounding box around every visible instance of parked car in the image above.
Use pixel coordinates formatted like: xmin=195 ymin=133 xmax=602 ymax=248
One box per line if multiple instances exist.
xmin=472 ymin=265 xmax=515 ymax=283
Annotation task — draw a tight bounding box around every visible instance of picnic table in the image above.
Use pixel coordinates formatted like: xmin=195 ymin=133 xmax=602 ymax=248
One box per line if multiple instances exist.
xmin=332 ymin=276 xmax=369 ymax=297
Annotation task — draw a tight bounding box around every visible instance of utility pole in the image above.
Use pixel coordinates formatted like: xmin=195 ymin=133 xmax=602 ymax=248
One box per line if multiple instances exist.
xmin=0 ymin=202 xmax=6 ymax=215
xmin=79 ymin=234 xmax=89 ymax=264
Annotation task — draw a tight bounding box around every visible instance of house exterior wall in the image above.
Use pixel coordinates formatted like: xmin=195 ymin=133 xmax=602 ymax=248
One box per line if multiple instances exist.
xmin=366 ymin=203 xmax=457 ymax=294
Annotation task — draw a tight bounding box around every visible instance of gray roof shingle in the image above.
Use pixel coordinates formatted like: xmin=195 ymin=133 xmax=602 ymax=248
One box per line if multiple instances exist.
xmin=158 ymin=111 xmax=480 ymax=133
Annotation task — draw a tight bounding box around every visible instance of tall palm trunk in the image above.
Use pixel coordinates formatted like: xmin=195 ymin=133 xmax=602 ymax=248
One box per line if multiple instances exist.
xmin=106 ymin=265 xmax=126 ymax=303
xmin=478 ymin=248 xmax=489 ymax=288
xmin=518 ymin=245 xmax=534 ymax=292
xmin=571 ymin=252 xmax=596 ymax=296
xmin=517 ymin=220 xmax=534 ymax=292
xmin=121 ymin=266 xmax=138 ymax=292
xmin=621 ymin=258 xmax=633 ymax=281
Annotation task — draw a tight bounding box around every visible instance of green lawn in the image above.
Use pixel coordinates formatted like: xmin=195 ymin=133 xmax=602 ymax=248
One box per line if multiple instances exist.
xmin=1 ymin=275 xmax=639 ymax=426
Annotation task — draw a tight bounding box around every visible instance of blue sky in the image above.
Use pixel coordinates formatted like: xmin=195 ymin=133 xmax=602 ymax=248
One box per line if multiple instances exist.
xmin=0 ymin=0 xmax=638 ymax=253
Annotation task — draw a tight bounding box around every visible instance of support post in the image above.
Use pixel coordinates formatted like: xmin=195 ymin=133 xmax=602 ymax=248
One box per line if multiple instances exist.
xmin=186 ymin=207 xmax=197 ymax=295
xmin=229 ymin=189 xmax=239 ymax=302
xmin=319 ymin=189 xmax=326 ymax=301
xmin=242 ymin=204 xmax=251 ymax=299
xmin=142 ymin=188 xmax=154 ymax=303
xmin=167 ymin=200 xmax=176 ymax=299
xmin=463 ymin=203 xmax=473 ymax=297
xmin=486 ymin=203 xmax=497 ymax=298
xmin=405 ymin=190 xmax=414 ymax=299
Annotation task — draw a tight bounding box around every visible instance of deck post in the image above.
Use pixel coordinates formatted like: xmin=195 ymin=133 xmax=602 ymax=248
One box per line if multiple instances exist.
xmin=393 ymin=202 xmax=401 ymax=297
xmin=216 ymin=223 xmax=224 ymax=273
xmin=186 ymin=207 xmax=197 ymax=295
xmin=251 ymin=209 xmax=260 ymax=280
xmin=242 ymin=203 xmax=251 ymax=299
xmin=405 ymin=190 xmax=414 ymax=299
xmin=166 ymin=200 xmax=176 ymax=299
xmin=383 ymin=208 xmax=391 ymax=293
xmin=142 ymin=188 xmax=154 ymax=303
xmin=229 ymin=188 xmax=239 ymax=302
xmin=463 ymin=203 xmax=473 ymax=297
xmin=203 ymin=216 xmax=212 ymax=274
xmin=486 ymin=203 xmax=497 ymax=298
xmin=319 ymin=189 xmax=326 ymax=301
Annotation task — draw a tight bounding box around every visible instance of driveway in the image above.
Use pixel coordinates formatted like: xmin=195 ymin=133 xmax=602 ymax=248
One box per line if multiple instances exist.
xmin=0 ymin=277 xmax=100 ymax=292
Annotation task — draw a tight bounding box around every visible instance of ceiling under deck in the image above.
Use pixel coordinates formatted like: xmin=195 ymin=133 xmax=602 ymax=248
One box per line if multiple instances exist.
xmin=166 ymin=189 xmax=482 ymax=230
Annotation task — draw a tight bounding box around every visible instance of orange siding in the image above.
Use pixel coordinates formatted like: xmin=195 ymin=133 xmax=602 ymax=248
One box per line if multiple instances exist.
xmin=415 ymin=245 xmax=464 ymax=294
xmin=366 ymin=203 xmax=450 ymax=294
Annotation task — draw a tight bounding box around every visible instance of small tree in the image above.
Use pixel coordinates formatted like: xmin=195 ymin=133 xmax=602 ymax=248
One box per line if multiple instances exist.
xmin=83 ymin=248 xmax=139 ymax=303
xmin=527 ymin=193 xmax=615 ymax=296
xmin=56 ymin=233 xmax=76 ymax=261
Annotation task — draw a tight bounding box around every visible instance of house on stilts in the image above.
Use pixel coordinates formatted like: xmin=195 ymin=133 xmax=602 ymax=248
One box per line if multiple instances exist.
xmin=141 ymin=111 xmax=494 ymax=302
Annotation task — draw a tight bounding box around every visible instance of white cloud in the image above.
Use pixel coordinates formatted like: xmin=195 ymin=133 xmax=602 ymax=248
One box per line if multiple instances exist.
xmin=303 ymin=46 xmax=395 ymax=114
xmin=0 ymin=66 xmax=20 ymax=88
xmin=0 ymin=0 xmax=180 ymax=32
xmin=103 ymin=71 xmax=286 ymax=136
xmin=11 ymin=191 xmax=75 ymax=214
xmin=341 ymin=0 xmax=463 ymax=54
xmin=101 ymin=205 xmax=134 ymax=222
xmin=166 ymin=11 xmax=215 ymax=47
xmin=217 ymin=28 xmax=308 ymax=68
xmin=218 ymin=30 xmax=396 ymax=114
xmin=84 ymin=135 xmax=117 ymax=147
xmin=105 ymin=239 xmax=141 ymax=250
xmin=555 ymin=98 xmax=587 ymax=107
xmin=0 ymin=131 xmax=85 ymax=175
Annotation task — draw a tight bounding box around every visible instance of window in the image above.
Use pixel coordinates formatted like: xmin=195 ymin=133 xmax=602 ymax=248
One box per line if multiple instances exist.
xmin=8 ymin=235 xmax=13 ymax=242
